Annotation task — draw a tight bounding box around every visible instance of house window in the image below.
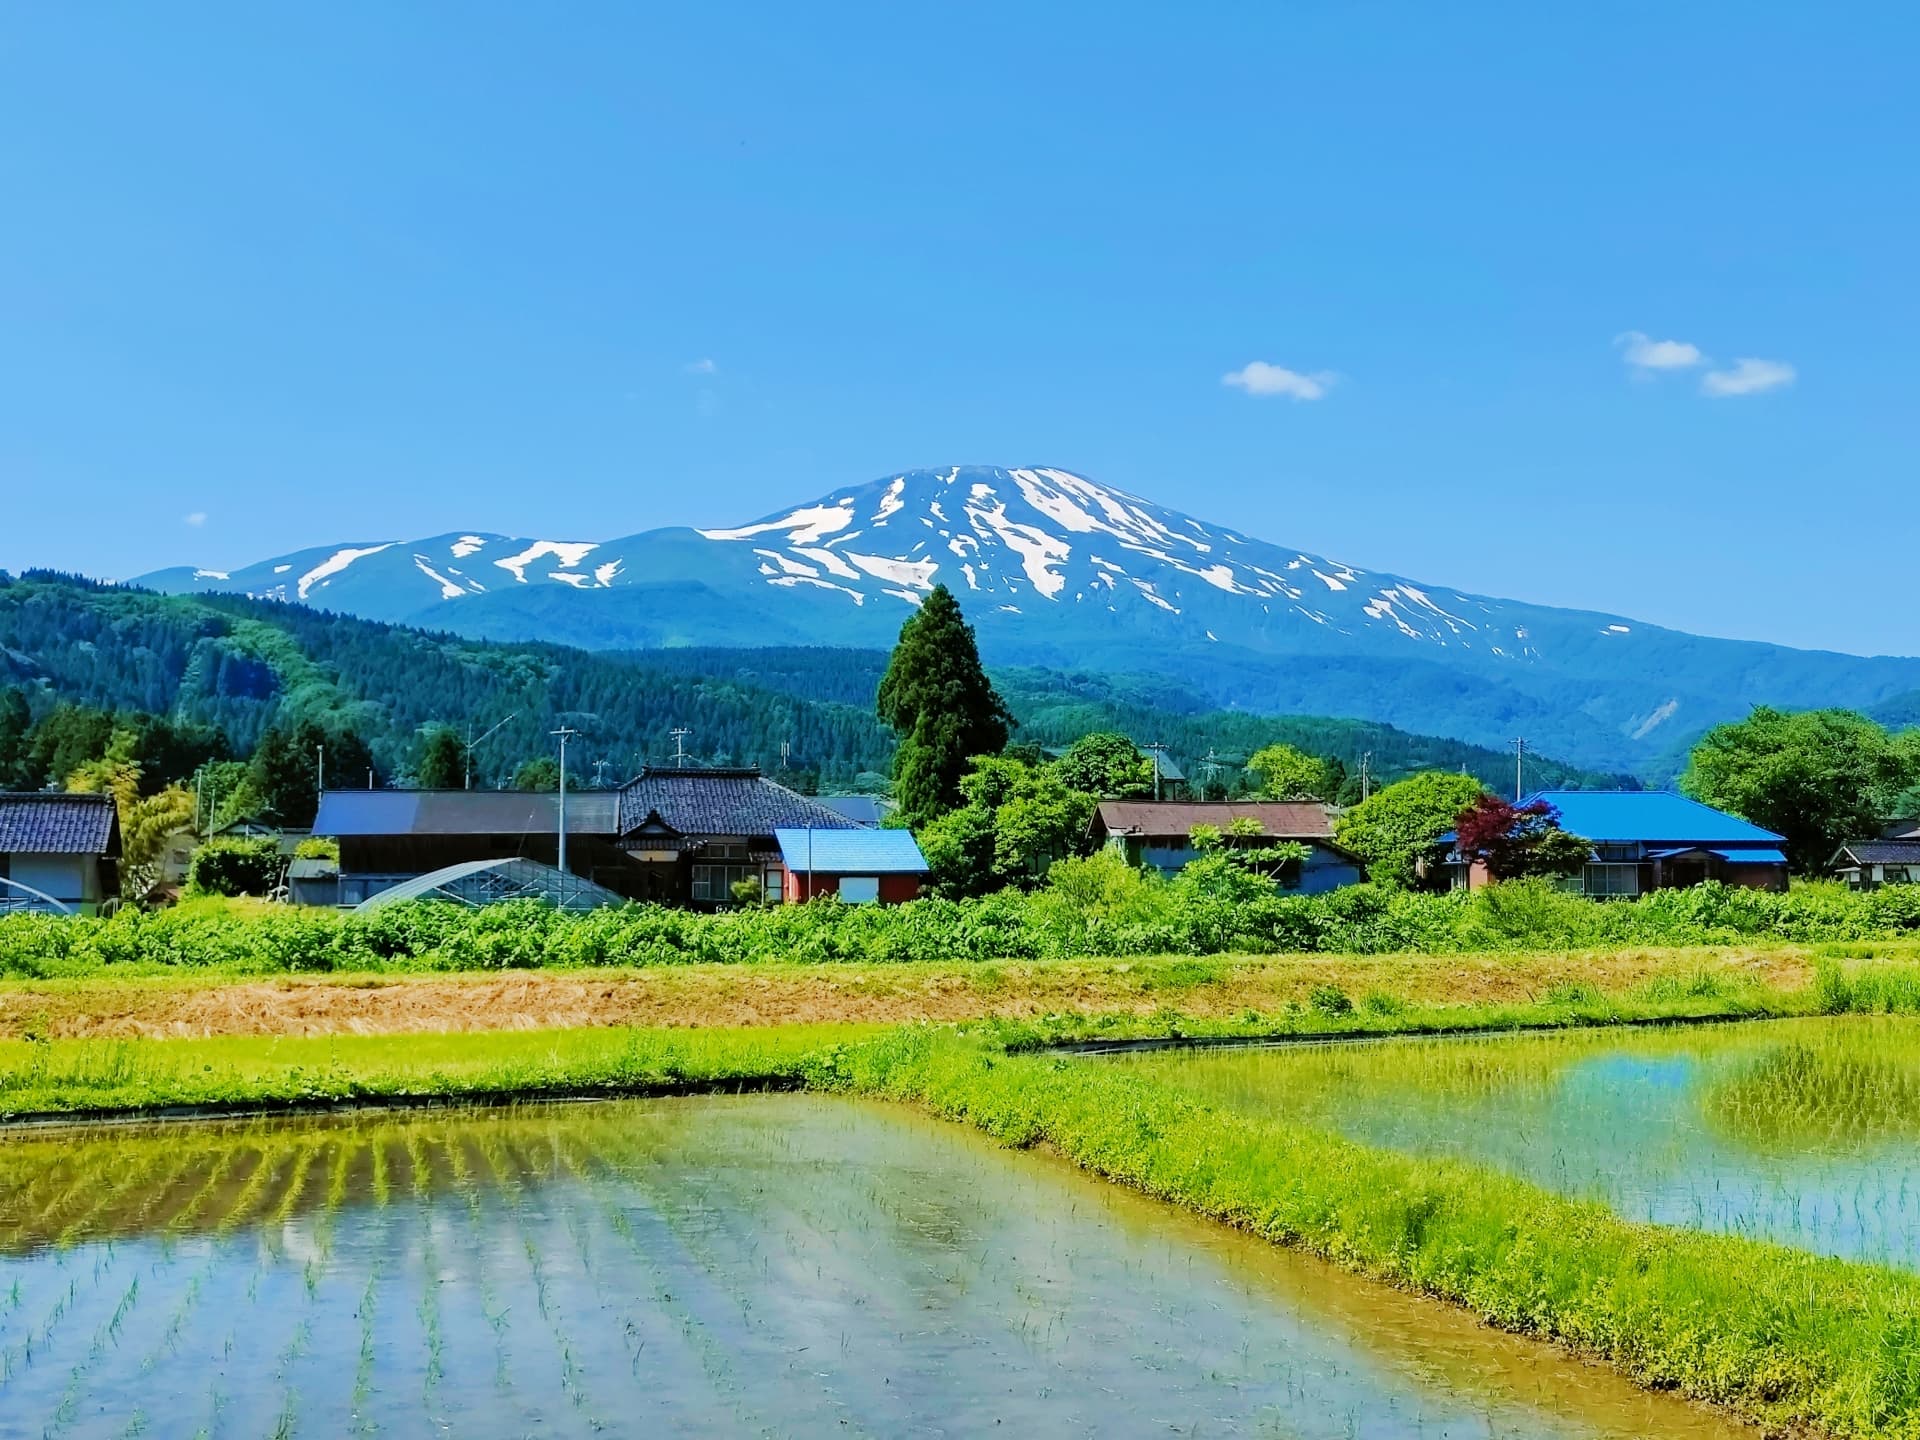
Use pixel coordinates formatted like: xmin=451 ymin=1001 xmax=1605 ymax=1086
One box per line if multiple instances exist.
xmin=838 ymin=875 xmax=880 ymax=904
xmin=690 ymin=863 xmax=758 ymax=902
xmin=1581 ymin=863 xmax=1639 ymax=898
xmin=763 ymin=867 xmax=784 ymax=902
xmin=1593 ymin=844 xmax=1637 ymax=863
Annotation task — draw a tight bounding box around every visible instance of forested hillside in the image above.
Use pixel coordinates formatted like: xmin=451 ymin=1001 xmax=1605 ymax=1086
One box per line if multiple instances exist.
xmin=0 ymin=574 xmax=1625 ymax=799
xmin=0 ymin=575 xmax=892 ymax=789
xmin=575 ymin=647 xmax=1632 ymax=792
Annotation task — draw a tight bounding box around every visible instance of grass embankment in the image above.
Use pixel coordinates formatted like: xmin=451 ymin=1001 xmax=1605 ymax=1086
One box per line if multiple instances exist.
xmin=0 ymin=942 xmax=1844 ymax=1039
xmin=4 ymin=957 xmax=1914 ymax=1118
xmin=809 ymin=1023 xmax=1920 ymax=1439
xmin=0 ymin=1023 xmax=879 ymax=1119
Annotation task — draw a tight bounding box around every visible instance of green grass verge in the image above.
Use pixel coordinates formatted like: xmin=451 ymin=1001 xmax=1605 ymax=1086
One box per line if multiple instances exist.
xmin=0 ymin=1023 xmax=882 ymax=1119
xmin=806 ymin=1024 xmax=1920 ymax=1439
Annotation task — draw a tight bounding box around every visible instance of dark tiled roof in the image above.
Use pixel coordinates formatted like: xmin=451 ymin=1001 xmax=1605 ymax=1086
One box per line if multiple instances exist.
xmin=618 ymin=767 xmax=857 ymax=839
xmin=815 ymin=795 xmax=897 ymax=827
xmin=1836 ymin=840 xmax=1920 ymax=866
xmin=0 ymin=793 xmax=119 ymax=855
xmin=1093 ymin=801 xmax=1336 ymax=840
xmin=313 ymin=789 xmax=621 ymax=837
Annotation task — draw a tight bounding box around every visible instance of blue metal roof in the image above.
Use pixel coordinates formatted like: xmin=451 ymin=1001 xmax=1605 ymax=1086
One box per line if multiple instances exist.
xmin=1525 ymin=791 xmax=1784 ymax=845
xmin=774 ymin=827 xmax=928 ymax=874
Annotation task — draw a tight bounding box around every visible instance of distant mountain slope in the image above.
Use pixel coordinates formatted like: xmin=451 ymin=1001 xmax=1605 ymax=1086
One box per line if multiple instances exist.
xmin=0 ymin=576 xmax=1624 ymax=795
xmin=135 ymin=466 xmax=1920 ymax=773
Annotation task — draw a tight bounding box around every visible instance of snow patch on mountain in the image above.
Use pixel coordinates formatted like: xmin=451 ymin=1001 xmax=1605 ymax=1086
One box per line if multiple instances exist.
xmin=494 ymin=540 xmax=597 ymax=584
xmin=413 ymin=556 xmax=468 ymax=600
xmin=299 ymin=544 xmax=393 ymax=601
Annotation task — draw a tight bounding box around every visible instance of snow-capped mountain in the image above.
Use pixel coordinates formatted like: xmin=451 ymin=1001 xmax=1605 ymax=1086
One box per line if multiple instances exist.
xmin=136 ymin=466 xmax=1920 ymax=772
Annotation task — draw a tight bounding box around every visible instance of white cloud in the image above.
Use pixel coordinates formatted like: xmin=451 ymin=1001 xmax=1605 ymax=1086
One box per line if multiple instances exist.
xmin=1615 ymin=331 xmax=1704 ymax=372
xmin=1221 ymin=361 xmax=1336 ymax=401
xmin=684 ymin=357 xmax=717 ymax=375
xmin=184 ymin=511 xmax=207 ymax=527
xmin=1701 ymin=357 xmax=1796 ymax=398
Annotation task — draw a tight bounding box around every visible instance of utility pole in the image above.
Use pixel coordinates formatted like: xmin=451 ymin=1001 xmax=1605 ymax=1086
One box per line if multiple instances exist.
xmin=591 ymin=759 xmax=611 ymax=789
xmin=1145 ymin=742 xmax=1167 ymax=802
xmin=1360 ymin=751 xmax=1373 ymax=803
xmin=1513 ymin=737 xmax=1526 ymax=802
xmin=465 ymin=712 xmax=518 ymax=790
xmin=671 ymin=727 xmax=692 ymax=765
xmin=552 ymin=727 xmax=577 ymax=875
xmin=316 ymin=745 xmax=325 ymax=804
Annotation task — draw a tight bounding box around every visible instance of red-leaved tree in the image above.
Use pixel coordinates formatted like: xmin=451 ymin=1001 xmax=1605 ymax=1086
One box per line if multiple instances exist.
xmin=1453 ymin=795 xmax=1592 ymax=881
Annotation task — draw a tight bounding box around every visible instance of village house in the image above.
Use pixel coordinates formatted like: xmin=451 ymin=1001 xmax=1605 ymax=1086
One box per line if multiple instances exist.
xmin=1828 ymin=832 xmax=1920 ymax=888
xmin=0 ymin=792 xmax=121 ymax=915
xmin=313 ymin=766 xmax=869 ymax=909
xmin=1088 ymin=800 xmax=1364 ymax=893
xmin=814 ymin=795 xmax=898 ymax=828
xmin=1448 ymin=791 xmax=1789 ymax=896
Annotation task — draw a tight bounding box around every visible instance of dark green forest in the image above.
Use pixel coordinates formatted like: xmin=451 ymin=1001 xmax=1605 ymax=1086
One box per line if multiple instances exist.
xmin=0 ymin=573 xmax=1624 ymax=804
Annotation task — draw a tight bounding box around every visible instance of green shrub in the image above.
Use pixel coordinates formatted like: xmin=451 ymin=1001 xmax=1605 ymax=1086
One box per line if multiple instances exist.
xmin=185 ymin=838 xmax=285 ymax=898
xmin=1307 ymin=984 xmax=1353 ymax=1016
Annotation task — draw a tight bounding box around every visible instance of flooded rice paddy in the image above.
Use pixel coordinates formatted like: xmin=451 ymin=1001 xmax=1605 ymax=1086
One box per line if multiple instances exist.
xmin=1118 ymin=1015 xmax=1920 ymax=1268
xmin=0 ymin=1094 xmax=1751 ymax=1438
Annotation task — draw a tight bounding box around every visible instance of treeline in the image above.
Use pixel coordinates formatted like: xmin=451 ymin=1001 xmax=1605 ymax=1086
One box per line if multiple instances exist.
xmin=6 ymin=868 xmax=1920 ymax=978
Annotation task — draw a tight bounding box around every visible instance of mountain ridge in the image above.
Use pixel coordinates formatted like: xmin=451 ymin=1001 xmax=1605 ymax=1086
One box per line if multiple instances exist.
xmin=135 ymin=465 xmax=1920 ymax=774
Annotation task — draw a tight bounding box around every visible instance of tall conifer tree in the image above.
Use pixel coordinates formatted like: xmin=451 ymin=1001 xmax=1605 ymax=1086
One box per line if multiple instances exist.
xmin=876 ymin=586 xmax=1010 ymax=828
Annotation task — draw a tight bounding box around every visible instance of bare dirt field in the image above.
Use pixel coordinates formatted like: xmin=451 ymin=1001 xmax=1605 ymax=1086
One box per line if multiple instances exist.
xmin=0 ymin=946 xmax=1818 ymax=1040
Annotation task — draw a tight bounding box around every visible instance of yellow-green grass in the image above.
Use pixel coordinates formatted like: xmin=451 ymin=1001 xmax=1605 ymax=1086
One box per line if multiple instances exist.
xmin=8 ymin=957 xmax=1920 ymax=1120
xmin=0 ymin=1023 xmax=882 ymax=1119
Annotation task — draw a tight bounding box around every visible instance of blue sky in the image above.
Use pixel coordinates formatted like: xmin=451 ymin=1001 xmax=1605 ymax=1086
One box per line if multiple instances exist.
xmin=2 ymin=4 xmax=1914 ymax=655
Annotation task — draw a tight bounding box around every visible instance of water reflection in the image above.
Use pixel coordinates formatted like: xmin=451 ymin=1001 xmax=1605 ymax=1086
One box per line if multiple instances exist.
xmin=0 ymin=1095 xmax=1748 ymax=1437
xmin=1118 ymin=1016 xmax=1920 ymax=1267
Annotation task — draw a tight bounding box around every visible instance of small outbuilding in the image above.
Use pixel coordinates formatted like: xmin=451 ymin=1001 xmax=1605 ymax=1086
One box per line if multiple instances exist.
xmin=773 ymin=827 xmax=929 ymax=904
xmin=0 ymin=792 xmax=121 ymax=915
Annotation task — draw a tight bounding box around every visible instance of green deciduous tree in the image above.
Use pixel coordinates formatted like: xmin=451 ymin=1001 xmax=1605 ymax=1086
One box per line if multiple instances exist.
xmin=919 ymin=755 xmax=1096 ymax=897
xmin=1334 ymin=770 xmax=1489 ymax=887
xmin=414 ymin=726 xmax=466 ymax=789
xmin=0 ymin=688 xmax=30 ymax=786
xmin=1246 ymin=742 xmax=1339 ymax=801
xmin=251 ymin=721 xmax=379 ymax=826
xmin=513 ymin=757 xmax=562 ymax=791
xmin=18 ymin=704 xmax=115 ymax=792
xmin=1051 ymin=732 xmax=1153 ymax=798
xmin=1681 ymin=707 xmax=1920 ymax=872
xmin=875 ymin=586 xmax=1011 ymax=829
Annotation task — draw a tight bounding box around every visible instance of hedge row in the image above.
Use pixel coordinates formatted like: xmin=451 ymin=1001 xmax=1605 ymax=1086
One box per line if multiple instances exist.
xmin=6 ymin=866 xmax=1920 ymax=977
